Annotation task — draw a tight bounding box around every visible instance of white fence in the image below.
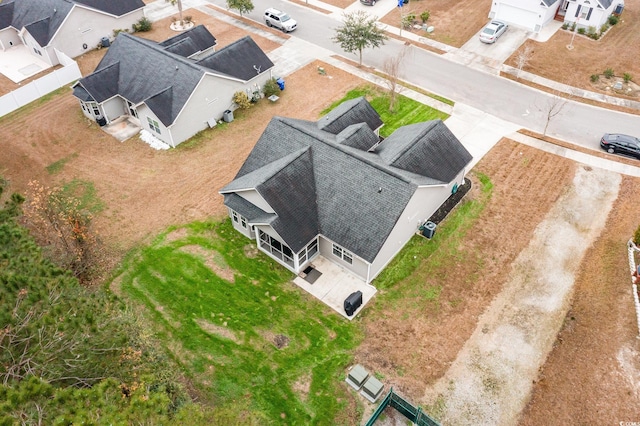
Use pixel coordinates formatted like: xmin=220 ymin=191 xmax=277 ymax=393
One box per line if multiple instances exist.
xmin=0 ymin=49 xmax=81 ymax=118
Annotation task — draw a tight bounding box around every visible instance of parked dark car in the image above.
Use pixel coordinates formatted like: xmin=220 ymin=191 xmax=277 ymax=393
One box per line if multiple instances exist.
xmin=600 ymin=133 xmax=640 ymax=159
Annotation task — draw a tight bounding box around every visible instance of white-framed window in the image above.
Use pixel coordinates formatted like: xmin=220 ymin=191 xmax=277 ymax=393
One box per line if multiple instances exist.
xmin=259 ymin=230 xmax=293 ymax=267
xmin=231 ymin=210 xmax=247 ymax=229
xmin=332 ymin=243 xmax=353 ymax=265
xmin=298 ymin=238 xmax=318 ymax=265
xmin=147 ymin=117 xmax=161 ymax=134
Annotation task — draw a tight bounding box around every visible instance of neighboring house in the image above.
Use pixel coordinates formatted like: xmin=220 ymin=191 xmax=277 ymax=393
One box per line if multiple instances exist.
xmin=489 ymin=0 xmax=562 ymax=32
xmin=72 ymin=28 xmax=274 ymax=147
xmin=560 ymin=0 xmax=624 ymax=30
xmin=489 ymin=0 xmax=624 ymax=32
xmin=0 ymin=0 xmax=144 ymax=66
xmin=220 ymin=97 xmax=473 ymax=284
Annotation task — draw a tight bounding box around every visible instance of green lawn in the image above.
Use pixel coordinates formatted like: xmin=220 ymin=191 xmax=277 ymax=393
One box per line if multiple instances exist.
xmin=120 ymin=220 xmax=363 ymax=424
xmin=117 ymin=88 xmax=482 ymax=424
xmin=321 ymin=86 xmax=450 ymax=137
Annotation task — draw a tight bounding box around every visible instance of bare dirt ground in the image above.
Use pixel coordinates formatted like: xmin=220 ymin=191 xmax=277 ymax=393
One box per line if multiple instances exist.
xmin=2 ymin=9 xmax=640 ymax=425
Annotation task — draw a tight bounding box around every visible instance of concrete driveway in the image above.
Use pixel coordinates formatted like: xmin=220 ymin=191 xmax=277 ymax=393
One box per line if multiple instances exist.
xmin=445 ymin=25 xmax=530 ymax=73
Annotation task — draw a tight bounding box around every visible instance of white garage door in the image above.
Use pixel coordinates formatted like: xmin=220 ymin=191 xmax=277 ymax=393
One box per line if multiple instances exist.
xmin=496 ymin=4 xmax=538 ymax=31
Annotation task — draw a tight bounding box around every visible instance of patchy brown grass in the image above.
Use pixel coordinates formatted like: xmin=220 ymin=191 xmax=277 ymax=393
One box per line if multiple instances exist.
xmin=357 ymin=139 xmax=579 ymax=399
xmin=505 ymin=2 xmax=640 ymax=100
xmin=519 ymin=174 xmax=640 ymax=425
xmin=380 ymin=0 xmax=490 ymax=47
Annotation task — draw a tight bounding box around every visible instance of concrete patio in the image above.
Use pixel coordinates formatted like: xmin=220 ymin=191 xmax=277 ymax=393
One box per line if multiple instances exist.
xmin=102 ymin=116 xmax=142 ymax=142
xmin=0 ymin=45 xmax=52 ymax=83
xmin=292 ymin=255 xmax=377 ymax=320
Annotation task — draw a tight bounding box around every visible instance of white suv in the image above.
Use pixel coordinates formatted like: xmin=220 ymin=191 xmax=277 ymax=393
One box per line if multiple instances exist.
xmin=264 ymin=8 xmax=297 ymax=33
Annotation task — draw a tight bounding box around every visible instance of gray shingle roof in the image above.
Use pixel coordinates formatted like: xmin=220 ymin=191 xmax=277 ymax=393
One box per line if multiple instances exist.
xmin=598 ymin=0 xmax=613 ymax=9
xmin=0 ymin=1 xmax=16 ymax=30
xmin=377 ymin=120 xmax=473 ymax=183
xmin=336 ymin=123 xmax=380 ymax=151
xmin=318 ymin=97 xmax=383 ymax=135
xmin=196 ymin=36 xmax=274 ymax=81
xmin=159 ymin=25 xmax=217 ymax=58
xmin=73 ymin=0 xmax=144 ymax=16
xmin=541 ymin=0 xmax=559 ymax=6
xmin=73 ymin=32 xmax=273 ymax=126
xmin=221 ymin=102 xmax=471 ymax=262
xmin=0 ymin=0 xmax=143 ymax=45
xmin=224 ymin=193 xmax=275 ymax=224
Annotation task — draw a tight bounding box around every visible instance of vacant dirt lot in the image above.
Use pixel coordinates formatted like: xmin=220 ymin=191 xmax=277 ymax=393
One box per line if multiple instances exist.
xmin=2 ymin=9 xmax=639 ymax=425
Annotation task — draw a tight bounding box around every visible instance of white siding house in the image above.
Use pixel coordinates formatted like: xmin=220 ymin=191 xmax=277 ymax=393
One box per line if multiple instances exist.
xmin=220 ymin=98 xmax=473 ymax=284
xmin=72 ymin=28 xmax=274 ymax=147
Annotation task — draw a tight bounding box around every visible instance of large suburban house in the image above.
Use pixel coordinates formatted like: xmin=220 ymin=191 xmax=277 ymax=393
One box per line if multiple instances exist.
xmin=220 ymin=98 xmax=473 ymax=284
xmin=0 ymin=0 xmax=145 ymax=66
xmin=72 ymin=27 xmax=274 ymax=147
xmin=489 ymin=0 xmax=624 ymax=33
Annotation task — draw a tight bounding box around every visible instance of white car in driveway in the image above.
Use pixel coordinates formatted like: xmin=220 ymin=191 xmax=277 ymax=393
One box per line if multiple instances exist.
xmin=479 ymin=20 xmax=508 ymax=44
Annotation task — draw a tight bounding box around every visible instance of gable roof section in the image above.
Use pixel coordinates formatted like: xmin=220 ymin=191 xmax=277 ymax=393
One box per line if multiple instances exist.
xmin=24 ymin=17 xmax=52 ymax=46
xmin=159 ymin=25 xmax=217 ymax=58
xmin=336 ymin=123 xmax=379 ymax=151
xmin=541 ymin=0 xmax=560 ymax=6
xmin=196 ymin=36 xmax=274 ymax=81
xmin=73 ymin=61 xmax=120 ymax=102
xmin=73 ymin=0 xmax=144 ymax=16
xmin=0 ymin=0 xmax=143 ymax=45
xmin=0 ymin=1 xmax=16 ymax=29
xmin=75 ymin=33 xmax=205 ymax=126
xmin=318 ymin=97 xmax=383 ymax=135
xmin=377 ymin=120 xmax=473 ymax=183
xmin=3 ymin=0 xmax=72 ymax=45
xmin=598 ymin=0 xmax=613 ymax=9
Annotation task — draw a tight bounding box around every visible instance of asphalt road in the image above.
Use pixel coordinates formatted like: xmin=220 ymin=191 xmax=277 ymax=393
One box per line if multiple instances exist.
xmin=208 ymin=0 xmax=640 ymax=149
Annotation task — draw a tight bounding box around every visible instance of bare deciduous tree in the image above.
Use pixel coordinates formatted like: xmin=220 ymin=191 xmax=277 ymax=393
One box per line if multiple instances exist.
xmin=538 ymin=92 xmax=570 ymax=136
xmin=515 ymin=45 xmax=533 ymax=79
xmin=382 ymin=45 xmax=411 ymax=113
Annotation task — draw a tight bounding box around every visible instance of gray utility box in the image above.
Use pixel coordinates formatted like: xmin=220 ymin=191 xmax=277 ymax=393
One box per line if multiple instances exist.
xmin=101 ymin=37 xmax=110 ymax=48
xmin=360 ymin=375 xmax=384 ymax=403
xmin=421 ymin=221 xmax=436 ymax=239
xmin=223 ymin=109 xmax=234 ymax=123
xmin=345 ymin=364 xmax=369 ymax=390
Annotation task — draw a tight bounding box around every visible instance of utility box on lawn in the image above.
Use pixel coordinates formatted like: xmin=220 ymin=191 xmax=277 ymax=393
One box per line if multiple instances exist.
xmin=223 ymin=109 xmax=234 ymax=123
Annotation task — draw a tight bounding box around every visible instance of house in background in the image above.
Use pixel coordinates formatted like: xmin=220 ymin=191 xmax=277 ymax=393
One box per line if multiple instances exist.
xmin=220 ymin=97 xmax=473 ymax=284
xmin=559 ymin=0 xmax=624 ymax=30
xmin=489 ymin=0 xmax=624 ymax=33
xmin=72 ymin=28 xmax=274 ymax=147
xmin=0 ymin=0 xmax=145 ymax=66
